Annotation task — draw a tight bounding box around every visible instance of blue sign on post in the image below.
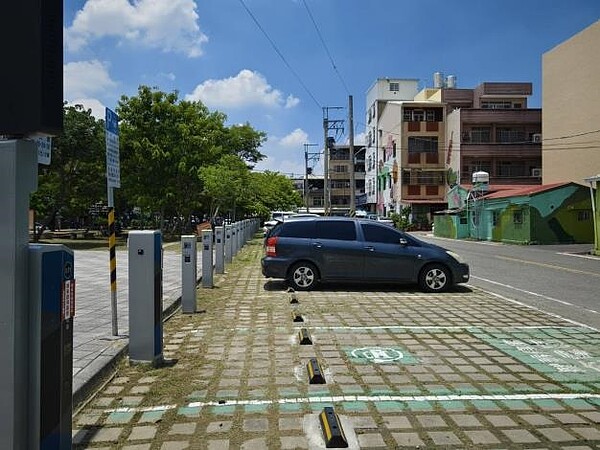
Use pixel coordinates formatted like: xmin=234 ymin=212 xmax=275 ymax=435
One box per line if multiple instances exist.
xmin=105 ymin=108 xmax=120 ymax=188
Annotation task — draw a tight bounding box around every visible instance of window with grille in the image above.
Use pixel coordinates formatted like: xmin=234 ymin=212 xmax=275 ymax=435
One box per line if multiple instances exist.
xmin=408 ymin=137 xmax=438 ymax=153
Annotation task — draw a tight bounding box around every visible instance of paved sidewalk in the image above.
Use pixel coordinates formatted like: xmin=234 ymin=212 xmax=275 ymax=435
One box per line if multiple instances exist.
xmin=73 ymin=244 xmax=203 ymax=407
xmin=72 ymin=238 xmax=600 ymax=449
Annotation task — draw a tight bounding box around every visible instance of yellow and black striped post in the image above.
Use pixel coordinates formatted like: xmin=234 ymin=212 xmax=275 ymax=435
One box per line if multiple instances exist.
xmin=108 ymin=207 xmax=118 ymax=335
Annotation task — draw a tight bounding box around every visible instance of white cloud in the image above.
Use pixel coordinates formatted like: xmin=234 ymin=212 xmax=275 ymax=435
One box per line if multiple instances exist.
xmin=285 ymin=95 xmax=300 ymax=109
xmin=185 ymin=70 xmax=300 ymax=110
xmin=254 ymin=156 xmax=305 ymax=178
xmin=64 ymin=60 xmax=117 ymax=100
xmin=67 ymin=98 xmax=107 ymax=120
xmin=160 ymin=72 xmax=176 ymax=81
xmin=346 ymin=131 xmax=366 ymax=146
xmin=279 ymin=128 xmax=309 ymax=148
xmin=65 ymin=0 xmax=207 ymax=58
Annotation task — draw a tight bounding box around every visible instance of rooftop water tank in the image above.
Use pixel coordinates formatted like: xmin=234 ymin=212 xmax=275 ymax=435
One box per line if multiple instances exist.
xmin=472 ymin=171 xmax=489 ymax=191
xmin=433 ymin=72 xmax=444 ymax=88
xmin=446 ymin=75 xmax=457 ymax=89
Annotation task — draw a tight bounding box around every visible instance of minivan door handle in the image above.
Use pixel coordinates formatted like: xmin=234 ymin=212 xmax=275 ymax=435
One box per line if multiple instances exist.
xmin=313 ymin=242 xmax=323 ymax=249
xmin=364 ymin=245 xmax=375 ymax=252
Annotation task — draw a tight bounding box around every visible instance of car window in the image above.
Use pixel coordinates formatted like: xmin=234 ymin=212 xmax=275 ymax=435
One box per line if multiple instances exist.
xmin=280 ymin=221 xmax=315 ymax=238
xmin=361 ymin=223 xmax=403 ymax=244
xmin=315 ymin=220 xmax=356 ymax=241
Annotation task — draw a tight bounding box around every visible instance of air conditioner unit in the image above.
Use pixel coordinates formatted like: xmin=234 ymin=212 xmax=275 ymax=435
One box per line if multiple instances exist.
xmin=532 ymin=133 xmax=542 ymax=143
xmin=531 ymin=168 xmax=542 ymax=177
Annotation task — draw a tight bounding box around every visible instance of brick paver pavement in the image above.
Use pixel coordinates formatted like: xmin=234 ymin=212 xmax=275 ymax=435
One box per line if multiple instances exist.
xmin=73 ymin=238 xmax=600 ymax=449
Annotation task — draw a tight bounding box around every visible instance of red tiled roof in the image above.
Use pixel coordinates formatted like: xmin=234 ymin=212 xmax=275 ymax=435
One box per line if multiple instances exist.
xmin=481 ymin=182 xmax=570 ymax=200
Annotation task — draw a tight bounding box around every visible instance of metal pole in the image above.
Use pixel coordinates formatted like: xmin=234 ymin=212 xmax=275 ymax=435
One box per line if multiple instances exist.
xmin=323 ymin=115 xmax=329 ymax=216
xmin=349 ymin=95 xmax=356 ymax=216
xmin=0 ymin=140 xmax=37 ymax=448
xmin=304 ymin=148 xmax=309 ymax=213
xmin=107 ymin=187 xmax=118 ymax=336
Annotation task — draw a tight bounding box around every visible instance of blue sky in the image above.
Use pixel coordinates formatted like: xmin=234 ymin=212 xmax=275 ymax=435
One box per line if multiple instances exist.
xmin=64 ymin=0 xmax=600 ymax=176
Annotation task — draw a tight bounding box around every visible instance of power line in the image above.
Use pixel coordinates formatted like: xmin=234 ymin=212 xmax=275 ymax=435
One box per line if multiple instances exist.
xmin=301 ymin=0 xmax=351 ymax=96
xmin=237 ymin=0 xmax=322 ymax=110
xmin=543 ymin=128 xmax=600 ymax=141
xmin=357 ymin=121 xmax=600 ymax=152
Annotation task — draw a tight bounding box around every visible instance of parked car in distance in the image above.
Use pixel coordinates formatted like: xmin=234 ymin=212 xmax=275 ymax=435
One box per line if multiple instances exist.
xmin=367 ymin=213 xmax=394 ymax=227
xmin=262 ymin=210 xmax=296 ymax=236
xmin=263 ymin=212 xmax=320 ymax=236
xmin=261 ymin=216 xmax=469 ymax=292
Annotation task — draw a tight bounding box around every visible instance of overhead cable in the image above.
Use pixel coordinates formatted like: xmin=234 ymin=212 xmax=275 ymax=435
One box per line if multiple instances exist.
xmin=238 ymin=0 xmax=322 ymax=110
xmin=301 ymin=0 xmax=351 ymax=96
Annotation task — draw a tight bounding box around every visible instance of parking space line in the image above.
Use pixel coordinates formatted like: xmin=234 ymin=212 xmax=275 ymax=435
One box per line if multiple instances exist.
xmin=104 ymin=392 xmax=600 ymax=414
xmin=189 ymin=325 xmax=588 ymax=335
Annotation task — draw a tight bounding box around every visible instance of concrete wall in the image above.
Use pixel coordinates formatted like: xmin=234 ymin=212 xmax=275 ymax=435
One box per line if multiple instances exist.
xmin=542 ymin=20 xmax=600 ymax=185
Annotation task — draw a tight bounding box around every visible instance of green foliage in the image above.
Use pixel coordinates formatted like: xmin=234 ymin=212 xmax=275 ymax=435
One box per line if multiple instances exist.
xmin=117 ymin=86 xmax=267 ymax=230
xmin=246 ymin=171 xmax=302 ymax=219
xmin=390 ymin=206 xmax=412 ymax=230
xmin=30 ymin=86 xmax=295 ymax=236
xmin=30 ymin=104 xmax=106 ymax=235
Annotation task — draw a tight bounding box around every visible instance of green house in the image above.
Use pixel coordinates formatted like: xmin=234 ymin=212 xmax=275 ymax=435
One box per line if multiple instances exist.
xmin=433 ymin=185 xmax=469 ymax=239
xmin=467 ymin=182 xmax=594 ymax=244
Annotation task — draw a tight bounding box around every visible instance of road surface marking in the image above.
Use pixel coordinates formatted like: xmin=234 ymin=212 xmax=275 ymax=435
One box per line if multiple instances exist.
xmin=495 ymin=255 xmax=600 ymax=277
xmin=104 ymin=392 xmax=600 ymax=414
xmin=472 ymin=281 xmax=600 ymax=330
xmin=472 ymin=276 xmax=600 ymax=316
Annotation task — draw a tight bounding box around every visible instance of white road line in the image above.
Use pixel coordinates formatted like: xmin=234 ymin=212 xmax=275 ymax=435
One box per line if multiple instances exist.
xmin=471 ymin=276 xmax=600 ymax=317
xmin=105 ymin=392 xmax=600 ymax=414
xmin=557 ymin=251 xmax=599 ymax=261
xmin=471 ymin=284 xmax=599 ymax=331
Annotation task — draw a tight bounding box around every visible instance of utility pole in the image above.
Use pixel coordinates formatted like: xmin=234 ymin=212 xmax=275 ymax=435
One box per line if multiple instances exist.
xmin=349 ymin=95 xmax=356 ymax=216
xmin=303 ymin=143 xmax=319 ymax=213
xmin=322 ymin=107 xmax=344 ymax=216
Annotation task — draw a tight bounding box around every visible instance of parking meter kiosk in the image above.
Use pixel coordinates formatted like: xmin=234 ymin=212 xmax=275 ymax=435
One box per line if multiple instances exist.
xmin=181 ymin=235 xmax=197 ymax=313
xmin=128 ymin=231 xmax=164 ymax=365
xmin=28 ymin=244 xmax=74 ymax=450
xmin=201 ymin=229 xmax=213 ymax=288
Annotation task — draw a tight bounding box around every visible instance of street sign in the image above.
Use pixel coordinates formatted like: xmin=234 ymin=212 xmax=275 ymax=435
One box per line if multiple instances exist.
xmin=35 ymin=136 xmax=51 ymax=165
xmin=105 ymin=108 xmax=120 ymax=188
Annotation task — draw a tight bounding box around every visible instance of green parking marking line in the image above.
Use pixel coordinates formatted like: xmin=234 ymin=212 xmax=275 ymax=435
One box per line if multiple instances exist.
xmin=103 ymin=392 xmax=600 ymax=414
xmin=470 ymin=327 xmax=600 ymax=383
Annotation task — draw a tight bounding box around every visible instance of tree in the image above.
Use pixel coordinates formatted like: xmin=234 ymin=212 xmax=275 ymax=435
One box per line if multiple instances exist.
xmin=117 ymin=86 xmax=266 ymax=232
xmin=246 ymin=171 xmax=303 ymax=219
xmin=30 ymin=104 xmax=106 ymax=238
xmin=199 ymin=154 xmax=251 ymax=221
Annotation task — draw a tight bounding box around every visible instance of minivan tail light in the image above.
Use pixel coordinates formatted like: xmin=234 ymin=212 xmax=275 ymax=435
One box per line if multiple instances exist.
xmin=266 ymin=236 xmax=278 ymax=256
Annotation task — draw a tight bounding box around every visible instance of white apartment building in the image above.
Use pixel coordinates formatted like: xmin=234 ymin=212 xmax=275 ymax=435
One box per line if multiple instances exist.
xmin=364 ymin=79 xmax=419 ymax=213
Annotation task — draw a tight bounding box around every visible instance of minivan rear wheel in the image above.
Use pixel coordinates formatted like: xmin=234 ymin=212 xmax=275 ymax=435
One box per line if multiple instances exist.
xmin=288 ymin=262 xmax=318 ymax=291
xmin=419 ymin=264 xmax=451 ymax=293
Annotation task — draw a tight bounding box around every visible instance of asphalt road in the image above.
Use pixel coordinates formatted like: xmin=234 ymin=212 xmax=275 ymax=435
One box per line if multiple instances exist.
xmin=415 ymin=233 xmax=600 ymax=331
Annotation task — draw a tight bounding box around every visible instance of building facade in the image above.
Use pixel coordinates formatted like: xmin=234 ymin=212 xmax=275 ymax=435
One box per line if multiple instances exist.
xmin=542 ymin=19 xmax=600 ymax=185
xmin=444 ymin=82 xmax=542 ymax=188
xmin=295 ymin=144 xmax=365 ymax=215
xmin=378 ymin=100 xmax=447 ymax=226
xmin=364 ymin=79 xmax=419 ymax=213
xmin=435 ymin=182 xmax=594 ymax=244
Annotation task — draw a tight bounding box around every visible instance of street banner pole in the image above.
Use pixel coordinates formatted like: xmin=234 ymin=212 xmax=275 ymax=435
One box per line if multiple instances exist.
xmin=105 ymin=108 xmax=121 ymax=336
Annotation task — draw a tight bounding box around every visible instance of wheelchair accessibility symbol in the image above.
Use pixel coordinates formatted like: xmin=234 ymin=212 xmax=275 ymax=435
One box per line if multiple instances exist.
xmin=350 ymin=347 xmax=404 ymax=364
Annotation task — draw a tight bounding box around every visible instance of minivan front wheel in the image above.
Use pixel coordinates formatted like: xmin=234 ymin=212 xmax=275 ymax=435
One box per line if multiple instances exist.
xmin=288 ymin=262 xmax=318 ymax=291
xmin=419 ymin=264 xmax=451 ymax=293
